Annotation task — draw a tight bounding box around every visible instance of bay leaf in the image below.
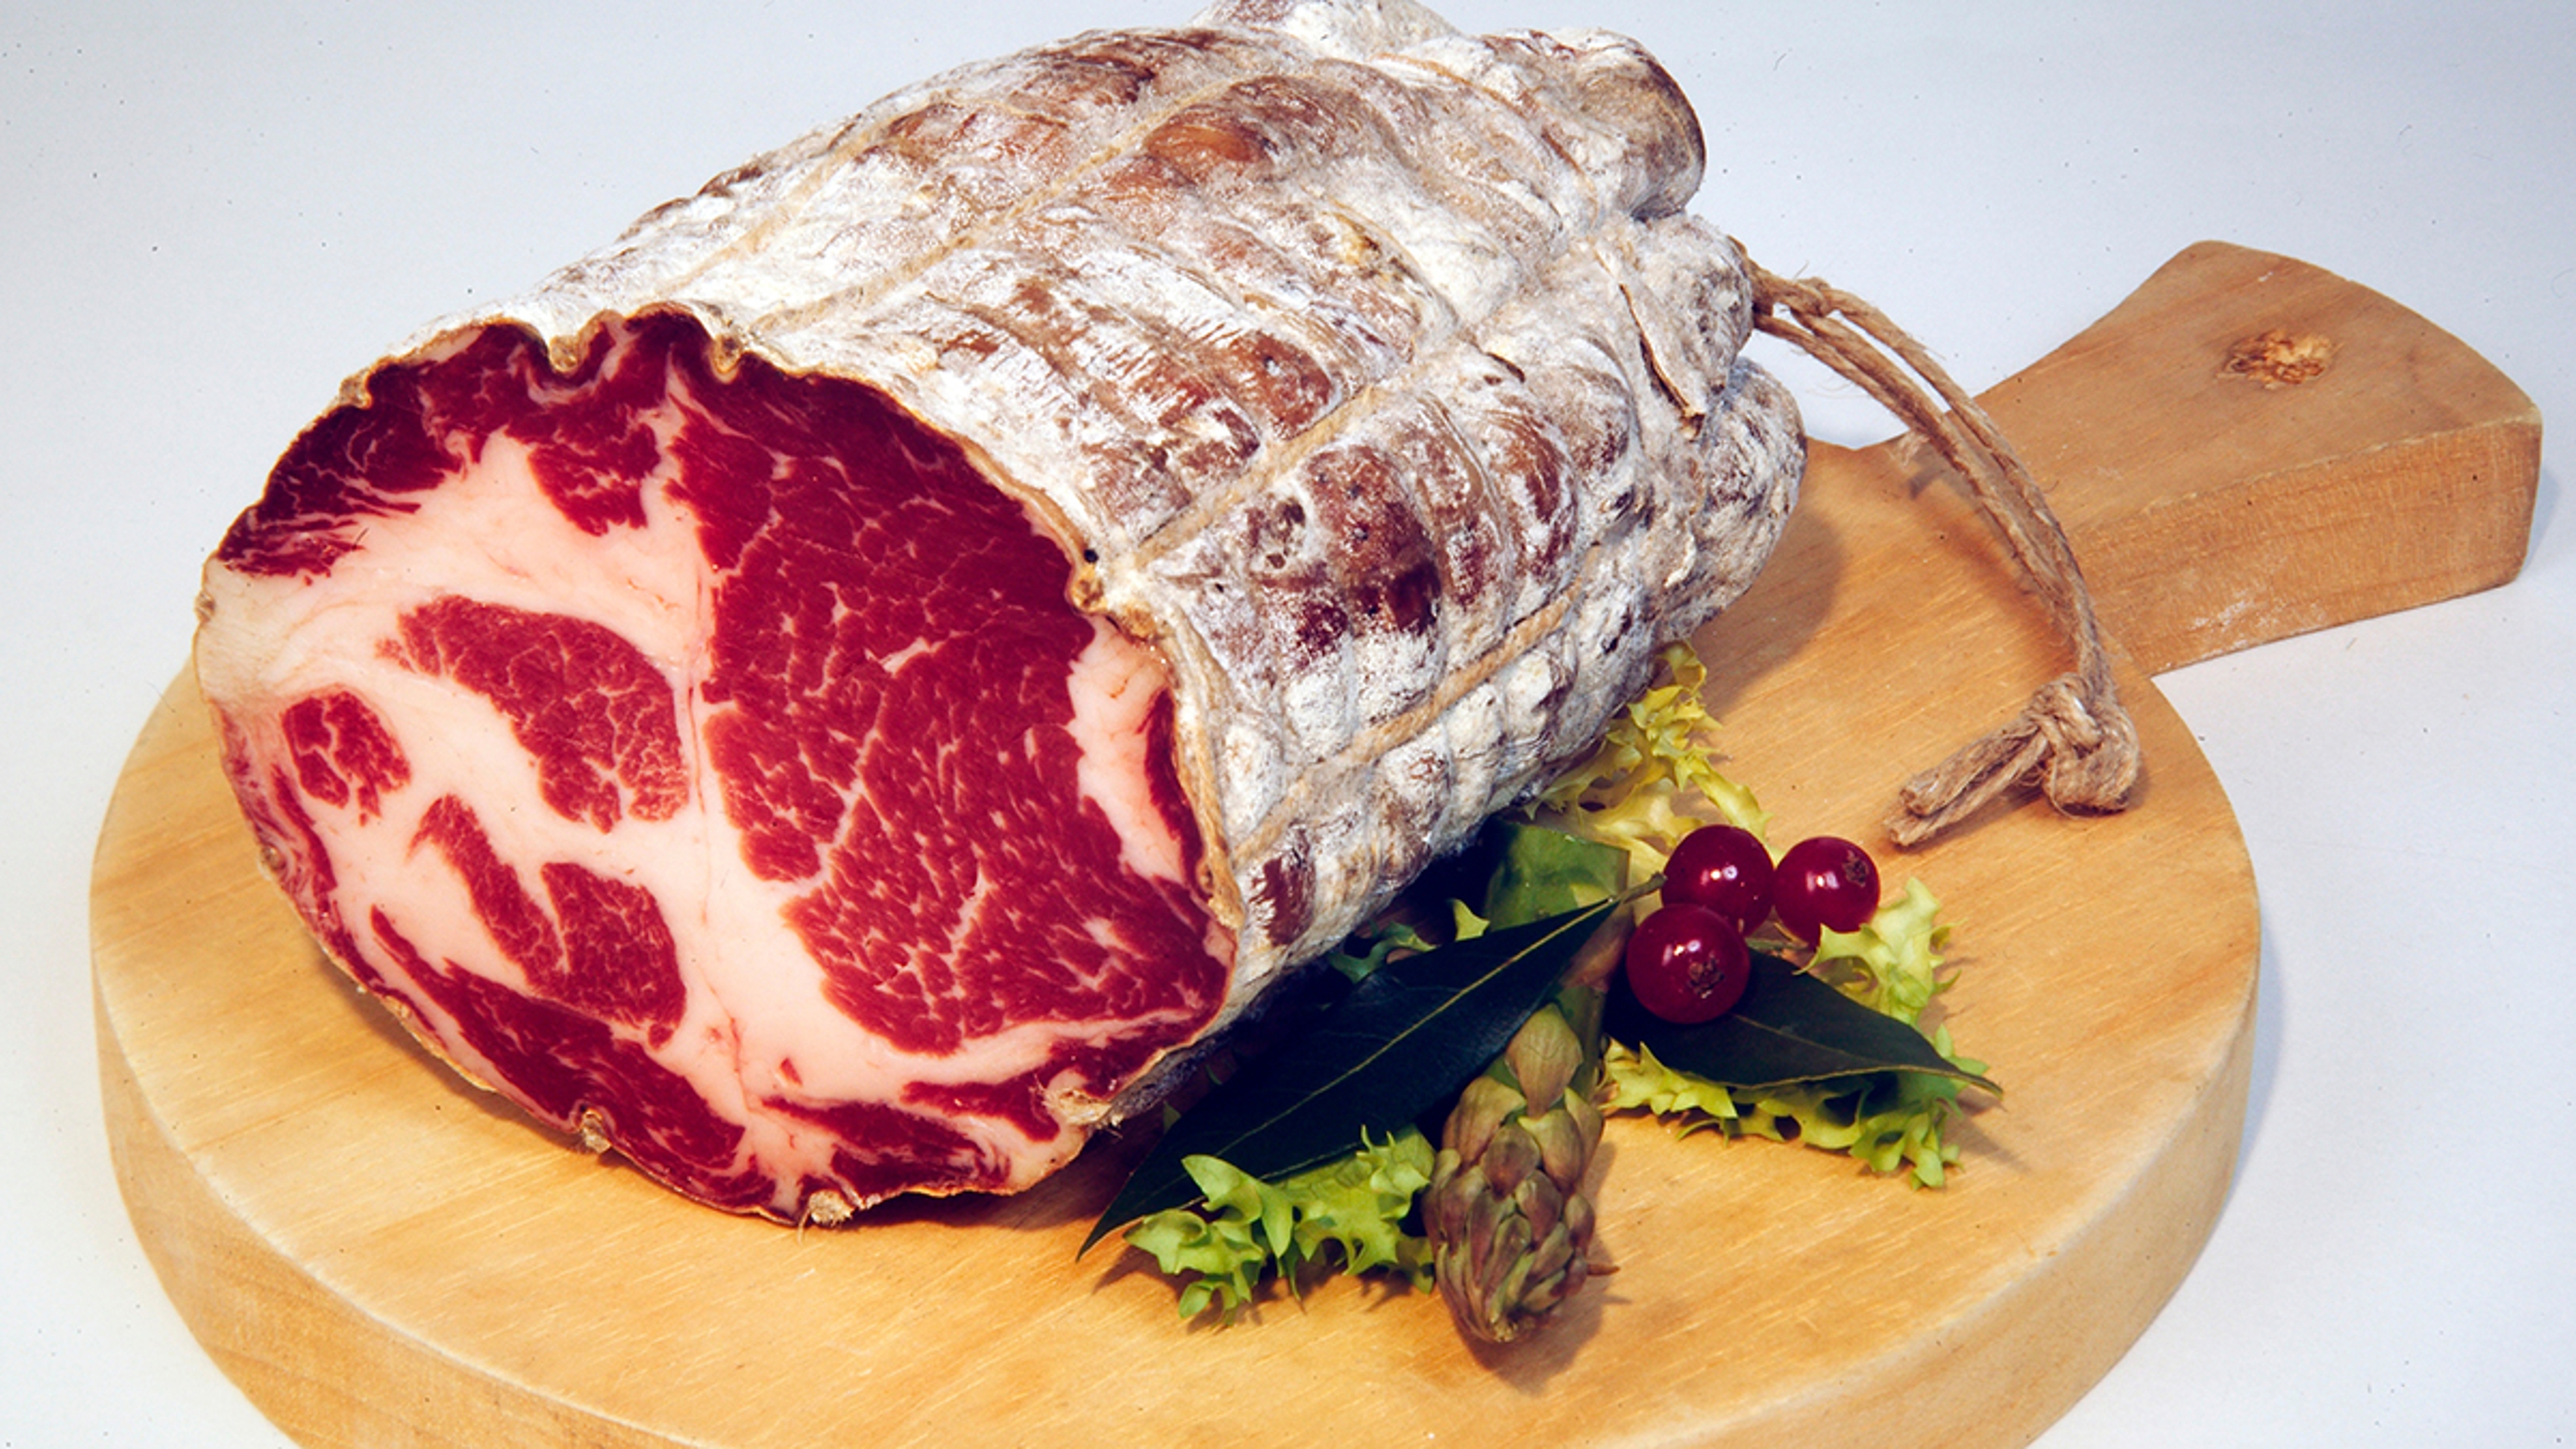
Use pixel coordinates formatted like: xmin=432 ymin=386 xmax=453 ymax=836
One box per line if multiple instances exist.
xmin=1083 ymin=898 xmax=1616 ymax=1252
xmin=1605 ymin=951 xmax=1999 ymax=1093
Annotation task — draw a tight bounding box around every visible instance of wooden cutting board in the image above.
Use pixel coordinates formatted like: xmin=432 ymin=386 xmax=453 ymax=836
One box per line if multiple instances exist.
xmin=93 ymin=242 xmax=2536 ymax=1449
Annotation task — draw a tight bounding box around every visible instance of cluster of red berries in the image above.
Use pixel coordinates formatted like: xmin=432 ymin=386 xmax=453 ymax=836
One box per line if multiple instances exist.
xmin=1622 ymin=827 xmax=1881 ymax=1025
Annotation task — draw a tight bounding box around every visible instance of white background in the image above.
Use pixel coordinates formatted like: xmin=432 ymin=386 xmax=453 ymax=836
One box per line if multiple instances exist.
xmin=5 ymin=3 xmax=2571 ymax=1444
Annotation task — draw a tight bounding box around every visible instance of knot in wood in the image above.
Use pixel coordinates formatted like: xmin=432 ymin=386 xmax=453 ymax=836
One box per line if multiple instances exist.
xmin=2223 ymin=329 xmax=2334 ymax=388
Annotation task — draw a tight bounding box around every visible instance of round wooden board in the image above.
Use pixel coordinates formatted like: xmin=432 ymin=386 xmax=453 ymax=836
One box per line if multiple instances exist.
xmin=93 ymin=391 xmax=2263 ymax=1448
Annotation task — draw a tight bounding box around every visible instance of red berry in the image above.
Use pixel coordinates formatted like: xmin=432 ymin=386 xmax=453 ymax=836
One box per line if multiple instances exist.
xmin=1660 ymin=824 xmax=1775 ymax=932
xmin=1623 ymin=903 xmax=1752 ymax=1024
xmin=1773 ymin=835 xmax=1880 ymax=943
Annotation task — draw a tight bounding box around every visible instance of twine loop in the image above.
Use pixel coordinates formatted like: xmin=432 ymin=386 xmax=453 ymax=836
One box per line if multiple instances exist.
xmin=1737 ymin=249 xmax=2143 ymax=846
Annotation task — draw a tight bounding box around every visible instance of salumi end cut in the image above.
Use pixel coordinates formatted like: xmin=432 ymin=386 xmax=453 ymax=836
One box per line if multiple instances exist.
xmin=193 ymin=0 xmax=1807 ymax=1221
xmin=198 ymin=317 xmax=1230 ymax=1216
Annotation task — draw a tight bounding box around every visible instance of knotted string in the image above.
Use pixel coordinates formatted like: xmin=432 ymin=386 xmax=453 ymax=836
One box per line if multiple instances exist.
xmin=1737 ymin=250 xmax=2141 ymax=846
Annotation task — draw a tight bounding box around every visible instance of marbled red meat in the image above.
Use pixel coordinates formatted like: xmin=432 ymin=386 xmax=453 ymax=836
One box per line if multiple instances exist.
xmin=205 ymin=319 xmax=1228 ymax=1214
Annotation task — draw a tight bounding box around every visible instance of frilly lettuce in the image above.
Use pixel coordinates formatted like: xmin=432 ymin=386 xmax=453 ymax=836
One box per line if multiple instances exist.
xmin=1123 ymin=1130 xmax=1436 ymax=1322
xmin=1603 ymin=1030 xmax=1982 ymax=1189
xmin=1810 ymin=876 xmax=1951 ymax=1026
xmin=1529 ymin=642 xmax=1767 ymax=875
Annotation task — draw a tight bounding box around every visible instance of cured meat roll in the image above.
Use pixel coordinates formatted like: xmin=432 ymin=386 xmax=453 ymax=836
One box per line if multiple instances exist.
xmin=194 ymin=0 xmax=1804 ymax=1219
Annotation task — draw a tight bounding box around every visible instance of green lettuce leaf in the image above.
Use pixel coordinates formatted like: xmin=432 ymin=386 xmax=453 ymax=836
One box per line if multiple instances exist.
xmin=1123 ymin=1129 xmax=1437 ymax=1322
xmin=1808 ymin=876 xmax=1950 ymax=1026
xmin=1603 ymin=1036 xmax=1984 ymax=1188
xmin=1528 ymin=642 xmax=1768 ymax=875
xmin=1479 ymin=822 xmax=1630 ymax=929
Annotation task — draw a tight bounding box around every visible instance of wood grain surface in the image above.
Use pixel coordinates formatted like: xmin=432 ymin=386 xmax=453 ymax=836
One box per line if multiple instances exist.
xmin=92 ymin=244 xmax=2536 ymax=1449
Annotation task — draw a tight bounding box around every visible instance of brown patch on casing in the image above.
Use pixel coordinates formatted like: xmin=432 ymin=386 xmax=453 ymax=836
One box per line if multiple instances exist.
xmin=1254 ymin=834 xmax=1313 ymax=947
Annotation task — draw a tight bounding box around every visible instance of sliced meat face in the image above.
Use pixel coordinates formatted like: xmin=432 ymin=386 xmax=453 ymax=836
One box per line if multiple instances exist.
xmin=200 ymin=315 xmax=1229 ymax=1216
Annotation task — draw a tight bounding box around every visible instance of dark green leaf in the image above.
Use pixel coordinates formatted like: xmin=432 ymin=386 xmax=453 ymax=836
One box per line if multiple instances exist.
xmin=1607 ymin=952 xmax=1999 ymax=1093
xmin=1083 ymin=898 xmax=1617 ymax=1252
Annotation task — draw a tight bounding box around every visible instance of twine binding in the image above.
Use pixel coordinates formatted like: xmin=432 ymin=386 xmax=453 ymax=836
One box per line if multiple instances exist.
xmin=1737 ymin=250 xmax=2142 ymax=846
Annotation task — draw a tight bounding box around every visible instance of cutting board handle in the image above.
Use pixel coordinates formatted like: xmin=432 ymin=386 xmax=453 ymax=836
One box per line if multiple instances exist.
xmin=1870 ymin=240 xmax=2540 ymax=675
